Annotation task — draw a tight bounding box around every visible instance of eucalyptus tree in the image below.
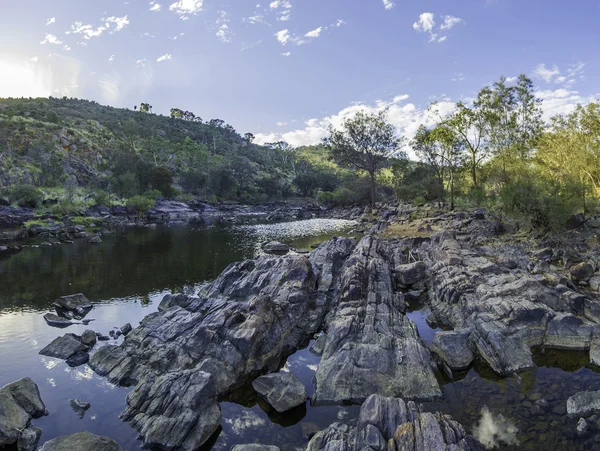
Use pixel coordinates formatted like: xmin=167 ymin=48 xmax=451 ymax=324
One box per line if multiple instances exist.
xmin=325 ymin=109 xmax=405 ymax=206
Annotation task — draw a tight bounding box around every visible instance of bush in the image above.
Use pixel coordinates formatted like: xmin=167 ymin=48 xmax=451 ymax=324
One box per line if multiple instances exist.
xmin=468 ymin=186 xmax=486 ymax=207
xmin=148 ymin=167 xmax=175 ymax=197
xmin=9 ymin=185 xmax=44 ymax=208
xmin=317 ymin=187 xmax=357 ymax=207
xmin=127 ymin=195 xmax=155 ymax=216
xmin=412 ymin=196 xmax=427 ymax=207
xmin=49 ymin=199 xmax=85 ymax=216
xmin=93 ymin=190 xmax=111 ymax=206
xmin=143 ymin=189 xmax=162 ymax=200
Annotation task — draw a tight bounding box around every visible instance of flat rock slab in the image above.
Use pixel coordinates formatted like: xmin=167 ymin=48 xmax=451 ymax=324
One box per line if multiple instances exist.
xmin=567 ymin=390 xmax=600 ymax=417
xmin=43 ymin=313 xmax=73 ymax=328
xmin=38 ymin=432 xmax=122 ymax=451
xmin=231 ymin=446 xmax=280 ymax=451
xmin=431 ymin=330 xmax=474 ymax=370
xmin=0 ymin=378 xmax=46 ymax=447
xmin=263 ymin=241 xmax=289 ymax=254
xmin=39 ymin=334 xmax=88 ymax=360
xmin=52 ymin=293 xmax=92 ymax=311
xmin=252 ymin=372 xmax=306 ymax=412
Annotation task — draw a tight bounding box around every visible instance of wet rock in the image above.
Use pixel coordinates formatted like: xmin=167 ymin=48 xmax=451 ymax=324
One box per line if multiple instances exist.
xmin=263 ymin=241 xmax=289 ymax=254
xmin=431 ymin=330 xmax=474 ymax=370
xmin=158 ymin=293 xmax=199 ymax=311
xmin=394 ymin=261 xmax=427 ymax=286
xmin=69 ymin=399 xmax=91 ymax=418
xmin=589 ymin=276 xmax=600 ymax=292
xmin=570 ymin=262 xmax=594 ymax=283
xmin=43 ymin=313 xmax=73 ymax=328
xmin=39 ymin=334 xmax=88 ymax=360
xmin=120 ymin=323 xmax=132 ymax=335
xmin=252 ymin=372 xmax=306 ymax=413
xmin=52 ymin=293 xmax=92 ymax=314
xmin=567 ymin=390 xmax=600 ymax=417
xmin=296 ymin=248 xmax=310 ymax=254
xmin=81 ymin=329 xmax=97 ymax=346
xmin=38 ymin=432 xmax=122 ymax=451
xmin=0 ymin=378 xmax=46 ymax=448
xmin=88 ymin=234 xmax=102 ymax=244
xmin=231 ymin=445 xmax=280 ymax=451
xmin=66 ymin=351 xmax=90 ymax=367
xmin=307 ymin=394 xmax=484 ymax=451
xmin=18 ymin=427 xmax=42 ymax=451
xmin=577 ymin=417 xmax=589 ymax=436
xmin=313 ymin=237 xmax=441 ymax=405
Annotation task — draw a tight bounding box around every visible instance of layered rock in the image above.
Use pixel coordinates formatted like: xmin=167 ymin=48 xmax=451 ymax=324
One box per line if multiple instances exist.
xmin=425 ymin=234 xmax=600 ymax=375
xmin=307 ymin=394 xmax=484 ymax=451
xmin=252 ymin=372 xmax=306 ymax=412
xmin=38 ymin=432 xmax=122 ymax=451
xmin=313 ymin=236 xmax=441 ymax=405
xmin=0 ymin=378 xmax=46 ymax=449
xmin=89 ymin=238 xmax=355 ymax=450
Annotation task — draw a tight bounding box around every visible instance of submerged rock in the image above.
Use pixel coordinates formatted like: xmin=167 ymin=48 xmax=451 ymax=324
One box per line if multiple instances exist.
xmin=43 ymin=313 xmax=73 ymax=328
xmin=263 ymin=241 xmax=289 ymax=254
xmin=307 ymin=394 xmax=484 ymax=451
xmin=0 ymin=378 xmax=46 ymax=448
xmin=39 ymin=432 xmax=122 ymax=451
xmin=252 ymin=372 xmax=307 ymax=412
xmin=69 ymin=399 xmax=91 ymax=418
xmin=567 ymin=390 xmax=600 ymax=417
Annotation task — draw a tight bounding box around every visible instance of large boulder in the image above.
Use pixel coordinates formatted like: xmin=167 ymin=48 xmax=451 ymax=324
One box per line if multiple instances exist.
xmin=263 ymin=241 xmax=290 ymax=254
xmin=43 ymin=313 xmax=73 ymax=328
xmin=394 ymin=261 xmax=427 ymax=286
xmin=0 ymin=378 xmax=46 ymax=448
xmin=0 ymin=206 xmax=35 ymax=229
xmin=567 ymin=390 xmax=600 ymax=417
xmin=431 ymin=330 xmax=474 ymax=370
xmin=39 ymin=334 xmax=88 ymax=360
xmin=566 ymin=213 xmax=586 ymax=230
xmin=52 ymin=293 xmax=92 ymax=318
xmin=39 ymin=432 xmax=122 ymax=451
xmin=570 ymin=262 xmax=595 ymax=283
xmin=252 ymin=372 xmax=306 ymax=412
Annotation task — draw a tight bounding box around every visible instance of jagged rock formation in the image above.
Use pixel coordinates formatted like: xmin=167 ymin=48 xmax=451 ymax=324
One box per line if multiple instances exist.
xmin=89 ymin=238 xmax=355 ymax=450
xmin=307 ymin=394 xmax=484 ymax=451
xmin=0 ymin=378 xmax=46 ymax=450
xmin=252 ymin=372 xmax=307 ymax=412
xmin=38 ymin=432 xmax=122 ymax=451
xmin=312 ymin=236 xmax=441 ymax=404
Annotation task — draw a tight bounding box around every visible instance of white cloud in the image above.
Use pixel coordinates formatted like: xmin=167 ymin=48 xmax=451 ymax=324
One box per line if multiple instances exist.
xmin=440 ymin=15 xmax=463 ymax=30
xmin=169 ymin=32 xmax=185 ymax=40
xmin=275 ymin=29 xmax=291 ymax=45
xmin=335 ymin=19 xmax=345 ymax=27
xmin=66 ymin=16 xmax=129 ymax=40
xmin=64 ymin=45 xmax=71 ymax=51
xmin=244 ymin=14 xmax=266 ymax=24
xmin=452 ymin=73 xmax=465 ymax=82
xmin=105 ymin=16 xmax=129 ymax=31
xmin=413 ymin=12 xmax=435 ymax=32
xmin=141 ymin=32 xmax=155 ymax=38
xmin=46 ymin=17 xmax=56 ymax=26
xmin=156 ymin=53 xmax=172 ymax=62
xmin=533 ymin=63 xmax=560 ymax=83
xmin=108 ymin=54 xmax=115 ymax=62
xmin=305 ymin=26 xmax=322 ymax=38
xmin=169 ymin=0 xmax=203 ymax=19
xmin=255 ymin=94 xmax=456 ymax=158
xmin=281 ymin=51 xmax=291 ymax=57
xmin=537 ymin=88 xmax=599 ymax=122
xmin=136 ymin=59 xmax=148 ymax=67
xmin=382 ymin=0 xmax=395 ymax=10
xmin=276 ymin=121 xmax=288 ymax=126
xmin=30 ymin=57 xmax=39 ymax=63
xmin=506 ymin=76 xmax=518 ymax=83
xmin=270 ymin=0 xmax=292 ymax=21
xmin=215 ymin=10 xmax=233 ymax=43
xmin=40 ymin=34 xmax=62 ymax=45
xmin=437 ymin=36 xmax=447 ymax=43
xmin=149 ymin=1 xmax=162 ymax=12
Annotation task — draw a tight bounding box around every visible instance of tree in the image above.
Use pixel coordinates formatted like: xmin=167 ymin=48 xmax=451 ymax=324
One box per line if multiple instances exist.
xmin=170 ymin=108 xmax=184 ymax=120
xmin=140 ymin=103 xmax=152 ymax=113
xmin=325 ymin=109 xmax=404 ymax=206
xmin=208 ymin=119 xmax=224 ymax=128
xmin=243 ymin=133 xmax=255 ymax=143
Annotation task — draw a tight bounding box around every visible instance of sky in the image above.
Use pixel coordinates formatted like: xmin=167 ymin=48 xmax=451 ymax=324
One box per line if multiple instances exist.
xmin=0 ymin=0 xmax=598 ymax=150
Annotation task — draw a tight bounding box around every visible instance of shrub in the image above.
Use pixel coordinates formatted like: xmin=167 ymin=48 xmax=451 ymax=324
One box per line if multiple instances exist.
xmin=9 ymin=185 xmax=44 ymax=208
xmin=93 ymin=190 xmax=111 ymax=206
xmin=317 ymin=187 xmax=357 ymax=207
xmin=49 ymin=199 xmax=85 ymax=216
xmin=148 ymin=167 xmax=175 ymax=197
xmin=127 ymin=195 xmax=155 ymax=216
xmin=412 ymin=196 xmax=427 ymax=207
xmin=143 ymin=189 xmax=162 ymax=200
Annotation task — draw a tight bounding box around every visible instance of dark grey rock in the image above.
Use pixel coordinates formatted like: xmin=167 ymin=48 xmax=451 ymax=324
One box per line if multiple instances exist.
xmin=88 ymin=235 xmax=102 ymax=244
xmin=38 ymin=432 xmax=122 ymax=451
xmin=43 ymin=313 xmax=73 ymax=328
xmin=0 ymin=378 xmax=46 ymax=448
xmin=431 ymin=330 xmax=474 ymax=370
xmin=52 ymin=293 xmax=92 ymax=312
xmin=310 ymin=334 xmax=326 ymax=356
xmin=231 ymin=445 xmax=280 ymax=451
xmin=394 ymin=261 xmax=427 ymax=286
xmin=17 ymin=427 xmax=42 ymax=451
xmin=66 ymin=351 xmax=90 ymax=367
xmin=577 ymin=417 xmax=589 ymax=436
xmin=39 ymin=334 xmax=88 ymax=360
xmin=69 ymin=399 xmax=91 ymax=418
xmin=252 ymin=372 xmax=306 ymax=412
xmin=120 ymin=323 xmax=132 ymax=335
xmin=571 ymin=262 xmax=594 ymax=283
xmin=263 ymin=241 xmax=289 ymax=254
xmin=81 ymin=329 xmax=97 ymax=346
xmin=567 ymin=213 xmax=586 ymax=230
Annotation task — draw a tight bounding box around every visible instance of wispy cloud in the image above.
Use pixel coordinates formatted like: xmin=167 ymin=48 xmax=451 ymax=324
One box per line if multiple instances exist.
xmin=66 ymin=15 xmax=129 ymax=40
xmin=136 ymin=59 xmax=148 ymax=67
xmin=30 ymin=57 xmax=39 ymax=63
xmin=281 ymin=51 xmax=291 ymax=57
xmin=169 ymin=0 xmax=203 ymax=20
xmin=46 ymin=17 xmax=56 ymax=26
xmin=440 ymin=15 xmax=463 ymax=30
xmin=40 ymin=34 xmax=62 ymax=45
xmin=533 ymin=63 xmax=560 ymax=83
xmin=305 ymin=26 xmax=322 ymax=38
xmin=215 ymin=10 xmax=233 ymax=43
xmin=149 ymin=1 xmax=162 ymax=12
xmin=382 ymin=0 xmax=395 ymax=10
xmin=269 ymin=0 xmax=292 ymax=21
xmin=275 ymin=29 xmax=291 ymax=45
xmin=108 ymin=54 xmax=115 ymax=62
xmin=413 ymin=12 xmax=462 ymax=43
xmin=157 ymin=53 xmax=172 ymax=62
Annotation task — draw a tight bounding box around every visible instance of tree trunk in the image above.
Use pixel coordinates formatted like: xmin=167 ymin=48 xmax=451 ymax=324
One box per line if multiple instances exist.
xmin=471 ymin=152 xmax=478 ymax=187
xmin=450 ymin=167 xmax=455 ymax=210
xmin=370 ymin=172 xmax=376 ymax=207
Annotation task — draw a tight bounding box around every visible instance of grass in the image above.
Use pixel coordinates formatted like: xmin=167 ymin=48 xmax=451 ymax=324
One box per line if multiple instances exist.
xmin=381 ymin=219 xmax=440 ymax=239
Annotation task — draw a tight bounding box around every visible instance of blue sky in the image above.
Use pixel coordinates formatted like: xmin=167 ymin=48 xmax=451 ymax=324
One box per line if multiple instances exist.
xmin=0 ymin=0 xmax=598 ymax=147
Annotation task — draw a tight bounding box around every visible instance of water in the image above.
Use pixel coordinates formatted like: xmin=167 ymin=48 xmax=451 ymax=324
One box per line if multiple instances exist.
xmin=2 ymin=219 xmax=600 ymax=450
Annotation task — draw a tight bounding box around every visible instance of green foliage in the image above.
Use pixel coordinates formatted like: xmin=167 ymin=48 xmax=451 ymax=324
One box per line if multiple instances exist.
xmin=7 ymin=185 xmax=44 ymax=208
xmin=127 ymin=195 xmax=155 ymax=216
xmin=317 ymin=187 xmax=357 ymax=207
xmin=49 ymin=199 xmax=86 ymax=216
xmin=147 ymin=167 xmax=175 ymax=197
xmin=93 ymin=190 xmax=111 ymax=206
xmin=143 ymin=189 xmax=162 ymax=200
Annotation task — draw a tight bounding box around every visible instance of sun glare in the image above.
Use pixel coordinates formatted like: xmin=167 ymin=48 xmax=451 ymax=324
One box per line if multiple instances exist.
xmin=0 ymin=60 xmax=51 ymax=98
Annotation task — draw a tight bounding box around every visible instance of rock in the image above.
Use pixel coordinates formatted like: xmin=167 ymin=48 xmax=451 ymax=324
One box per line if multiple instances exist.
xmin=589 ymin=275 xmax=600 ymax=292
xmin=66 ymin=351 xmax=90 ymax=367
xmin=120 ymin=323 xmax=132 ymax=335
xmin=532 ymin=247 xmax=553 ymax=260
xmin=89 ymin=239 xmax=355 ymax=450
xmin=577 ymin=417 xmax=590 ymax=436
xmin=570 ymin=262 xmax=594 ymax=283
xmin=310 ymin=334 xmax=326 ymax=356
xmin=39 ymin=334 xmax=88 ymax=360
xmin=52 ymin=293 xmax=92 ymax=313
xmin=43 ymin=313 xmax=73 ymax=328
xmin=263 ymin=241 xmax=289 ymax=254
xmin=252 ymin=372 xmax=306 ymax=412
xmin=431 ymin=330 xmax=474 ymax=370
xmin=80 ymin=329 xmax=97 ymax=346
xmin=313 ymin=237 xmax=441 ymax=405
xmin=38 ymin=432 xmax=122 ymax=451
xmin=496 ymin=256 xmax=517 ymax=269
xmin=567 ymin=390 xmax=600 ymax=417
xmin=296 ymin=248 xmax=310 ymax=254
xmin=231 ymin=445 xmax=280 ymax=451
xmin=0 ymin=378 xmax=46 ymax=448
xmin=567 ymin=213 xmax=586 ymax=230
xmin=0 ymin=206 xmax=35 ymax=229
xmin=69 ymin=399 xmax=91 ymax=418
xmin=307 ymin=394 xmax=484 ymax=451
xmin=591 ymin=343 xmax=600 ymax=367
xmin=394 ymin=261 xmax=427 ymax=286
xmin=18 ymin=427 xmax=42 ymax=451
xmin=88 ymin=235 xmax=102 ymax=244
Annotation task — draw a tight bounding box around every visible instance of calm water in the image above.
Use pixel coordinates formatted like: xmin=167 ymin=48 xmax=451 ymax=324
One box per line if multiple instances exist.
xmin=2 ymin=219 xmax=600 ymax=450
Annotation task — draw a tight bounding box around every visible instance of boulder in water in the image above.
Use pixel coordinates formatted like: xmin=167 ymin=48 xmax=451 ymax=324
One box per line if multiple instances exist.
xmin=252 ymin=372 xmax=306 ymax=412
xmin=0 ymin=378 xmax=46 ymax=448
xmin=43 ymin=313 xmax=73 ymax=328
xmin=39 ymin=334 xmax=88 ymax=360
xmin=263 ymin=241 xmax=289 ymax=254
